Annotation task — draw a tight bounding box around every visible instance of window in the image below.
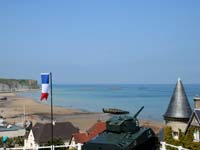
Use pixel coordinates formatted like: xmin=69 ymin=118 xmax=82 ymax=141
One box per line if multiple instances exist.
xmin=193 ymin=129 xmax=200 ymax=142
xmin=173 ymin=131 xmax=179 ymax=140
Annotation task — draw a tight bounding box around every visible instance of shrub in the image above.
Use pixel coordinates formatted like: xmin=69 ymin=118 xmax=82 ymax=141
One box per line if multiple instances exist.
xmin=164 ymin=126 xmax=200 ymax=150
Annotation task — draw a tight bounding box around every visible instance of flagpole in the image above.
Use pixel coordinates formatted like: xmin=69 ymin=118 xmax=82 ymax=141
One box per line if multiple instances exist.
xmin=50 ymin=72 xmax=54 ymax=148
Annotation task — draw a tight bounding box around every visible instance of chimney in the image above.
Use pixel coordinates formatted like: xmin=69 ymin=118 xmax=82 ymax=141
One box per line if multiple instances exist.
xmin=194 ymin=95 xmax=200 ymax=109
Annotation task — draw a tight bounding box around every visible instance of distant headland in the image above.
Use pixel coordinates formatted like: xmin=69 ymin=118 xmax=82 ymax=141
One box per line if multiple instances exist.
xmin=0 ymin=78 xmax=39 ymax=92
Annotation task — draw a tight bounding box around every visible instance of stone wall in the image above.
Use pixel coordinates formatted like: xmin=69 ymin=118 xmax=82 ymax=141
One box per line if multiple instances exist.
xmin=165 ymin=120 xmax=188 ymax=132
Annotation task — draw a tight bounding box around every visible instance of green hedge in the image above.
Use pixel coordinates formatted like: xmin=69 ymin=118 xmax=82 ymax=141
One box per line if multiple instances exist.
xmin=164 ymin=126 xmax=200 ymax=150
xmin=0 ymin=136 xmax=24 ymax=148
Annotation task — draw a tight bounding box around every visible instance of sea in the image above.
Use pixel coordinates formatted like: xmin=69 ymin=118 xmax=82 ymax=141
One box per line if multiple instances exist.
xmin=18 ymin=84 xmax=200 ymax=122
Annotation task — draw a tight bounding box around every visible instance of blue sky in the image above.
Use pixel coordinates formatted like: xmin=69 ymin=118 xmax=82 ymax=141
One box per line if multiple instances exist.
xmin=0 ymin=0 xmax=200 ymax=84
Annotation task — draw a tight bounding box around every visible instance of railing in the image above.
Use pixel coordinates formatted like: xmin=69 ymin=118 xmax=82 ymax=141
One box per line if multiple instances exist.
xmin=160 ymin=142 xmax=190 ymax=150
xmin=0 ymin=143 xmax=82 ymax=150
xmin=0 ymin=142 xmax=190 ymax=150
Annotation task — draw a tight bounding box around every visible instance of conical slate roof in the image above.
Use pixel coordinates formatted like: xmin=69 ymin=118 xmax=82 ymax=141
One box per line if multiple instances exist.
xmin=164 ymin=78 xmax=192 ymax=120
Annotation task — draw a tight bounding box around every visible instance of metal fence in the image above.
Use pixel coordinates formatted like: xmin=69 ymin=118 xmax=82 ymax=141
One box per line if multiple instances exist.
xmin=160 ymin=142 xmax=190 ymax=150
xmin=0 ymin=142 xmax=190 ymax=150
xmin=0 ymin=143 xmax=82 ymax=150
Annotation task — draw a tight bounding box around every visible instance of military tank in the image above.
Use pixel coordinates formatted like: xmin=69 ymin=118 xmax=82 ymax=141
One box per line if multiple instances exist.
xmin=82 ymin=106 xmax=159 ymax=150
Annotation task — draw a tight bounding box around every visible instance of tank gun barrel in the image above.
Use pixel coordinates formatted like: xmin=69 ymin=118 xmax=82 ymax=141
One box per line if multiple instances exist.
xmin=133 ymin=106 xmax=144 ymax=118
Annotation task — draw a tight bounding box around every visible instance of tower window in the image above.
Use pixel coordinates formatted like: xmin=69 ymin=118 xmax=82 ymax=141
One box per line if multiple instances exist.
xmin=172 ymin=131 xmax=179 ymax=140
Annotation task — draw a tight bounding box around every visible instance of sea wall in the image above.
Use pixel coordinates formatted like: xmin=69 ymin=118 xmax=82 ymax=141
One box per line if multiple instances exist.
xmin=0 ymin=78 xmax=39 ymax=92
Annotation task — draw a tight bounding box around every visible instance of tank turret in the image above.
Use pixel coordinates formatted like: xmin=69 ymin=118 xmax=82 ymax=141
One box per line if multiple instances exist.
xmin=82 ymin=106 xmax=159 ymax=150
xmin=106 ymin=106 xmax=144 ymax=133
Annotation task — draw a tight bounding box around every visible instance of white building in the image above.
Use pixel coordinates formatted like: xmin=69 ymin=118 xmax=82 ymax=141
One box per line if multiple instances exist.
xmin=24 ymin=122 xmax=79 ymax=149
xmin=185 ymin=96 xmax=200 ymax=142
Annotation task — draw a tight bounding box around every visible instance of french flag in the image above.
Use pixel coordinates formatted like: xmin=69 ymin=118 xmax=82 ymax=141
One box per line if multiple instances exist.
xmin=40 ymin=73 xmax=50 ymax=100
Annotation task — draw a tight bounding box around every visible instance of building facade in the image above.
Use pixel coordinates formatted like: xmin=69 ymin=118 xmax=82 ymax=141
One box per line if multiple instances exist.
xmin=185 ymin=96 xmax=200 ymax=142
xmin=24 ymin=122 xmax=79 ymax=149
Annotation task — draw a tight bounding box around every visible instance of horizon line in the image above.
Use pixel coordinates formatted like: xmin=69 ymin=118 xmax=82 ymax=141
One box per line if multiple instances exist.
xmin=52 ymin=82 xmax=200 ymax=85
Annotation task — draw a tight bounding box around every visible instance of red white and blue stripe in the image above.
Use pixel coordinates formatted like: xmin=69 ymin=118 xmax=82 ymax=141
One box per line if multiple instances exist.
xmin=40 ymin=73 xmax=50 ymax=100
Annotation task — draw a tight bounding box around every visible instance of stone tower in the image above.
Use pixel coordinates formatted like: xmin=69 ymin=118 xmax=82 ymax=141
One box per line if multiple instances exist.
xmin=163 ymin=78 xmax=192 ymax=139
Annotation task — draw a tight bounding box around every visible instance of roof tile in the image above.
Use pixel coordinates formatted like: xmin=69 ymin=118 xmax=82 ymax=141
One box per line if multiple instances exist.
xmin=164 ymin=79 xmax=192 ymax=120
xmin=73 ymin=121 xmax=106 ymax=144
xmin=32 ymin=122 xmax=79 ymax=144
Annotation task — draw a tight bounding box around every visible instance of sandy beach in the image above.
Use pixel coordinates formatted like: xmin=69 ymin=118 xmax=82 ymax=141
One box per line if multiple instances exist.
xmin=0 ymin=93 xmax=164 ymax=133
